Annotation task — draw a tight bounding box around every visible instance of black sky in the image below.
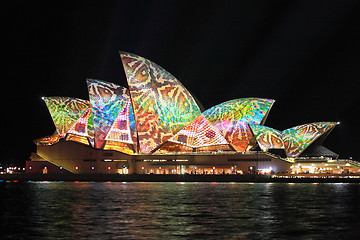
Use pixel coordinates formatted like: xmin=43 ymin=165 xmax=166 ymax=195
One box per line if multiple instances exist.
xmin=4 ymin=0 xmax=360 ymax=165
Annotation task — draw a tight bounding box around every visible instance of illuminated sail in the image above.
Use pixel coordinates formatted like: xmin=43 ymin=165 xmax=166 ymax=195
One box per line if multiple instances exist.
xmin=120 ymin=52 xmax=201 ymax=153
xmin=43 ymin=97 xmax=89 ymax=138
xmin=87 ymin=79 xmax=129 ymax=148
xmin=282 ymin=122 xmax=338 ymax=158
xmin=168 ymin=115 xmax=229 ymax=149
xmin=203 ymin=98 xmax=274 ymax=151
xmin=250 ymin=124 xmax=284 ymax=152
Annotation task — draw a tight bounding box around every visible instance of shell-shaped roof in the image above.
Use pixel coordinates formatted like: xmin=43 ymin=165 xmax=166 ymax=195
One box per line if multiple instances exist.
xmin=87 ymin=79 xmax=130 ymax=149
xmin=67 ymin=108 xmax=92 ymax=138
xmin=213 ymin=121 xmax=255 ymax=152
xmin=202 ymin=98 xmax=274 ymax=152
xmin=39 ymin=53 xmax=339 ymax=157
xmin=202 ymin=98 xmax=275 ymax=126
xmin=43 ymin=97 xmax=90 ymax=138
xmin=105 ymin=99 xmax=134 ymax=144
xmin=282 ymin=122 xmax=338 ymax=158
xmin=168 ymin=115 xmax=229 ymax=149
xmin=250 ymin=124 xmax=284 ymax=152
xmin=120 ymin=52 xmax=201 ymax=153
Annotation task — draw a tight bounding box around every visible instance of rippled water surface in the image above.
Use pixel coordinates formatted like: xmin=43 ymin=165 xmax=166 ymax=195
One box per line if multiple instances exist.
xmin=1 ymin=182 xmax=359 ymax=239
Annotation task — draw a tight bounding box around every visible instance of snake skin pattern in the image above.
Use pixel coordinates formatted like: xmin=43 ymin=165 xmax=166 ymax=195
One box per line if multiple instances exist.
xmin=168 ymin=115 xmax=229 ymax=149
xmin=38 ymin=52 xmax=339 ymax=158
xmin=44 ymin=97 xmax=90 ymax=138
xmin=214 ymin=121 xmax=255 ymax=152
xmin=282 ymin=122 xmax=337 ymax=158
xmin=120 ymin=52 xmax=201 ymax=153
xmin=250 ymin=124 xmax=284 ymax=152
xmin=87 ymin=79 xmax=129 ymax=149
xmin=203 ymin=98 xmax=275 ymax=125
xmin=203 ymin=98 xmax=274 ymax=152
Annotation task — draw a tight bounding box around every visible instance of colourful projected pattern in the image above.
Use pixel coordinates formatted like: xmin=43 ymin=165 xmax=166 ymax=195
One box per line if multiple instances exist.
xmin=282 ymin=122 xmax=338 ymax=158
xmin=214 ymin=121 xmax=255 ymax=152
xmin=129 ymin=103 xmax=138 ymax=152
xmin=66 ymin=107 xmax=94 ymax=146
xmin=120 ymin=52 xmax=201 ymax=153
xmin=203 ymin=98 xmax=274 ymax=125
xmin=202 ymin=98 xmax=274 ymax=152
xmin=87 ymin=111 xmax=95 ymax=147
xmin=87 ymin=79 xmax=130 ymax=149
xmin=67 ymin=108 xmax=92 ymax=138
xmin=38 ymin=52 xmax=340 ymax=157
xmin=44 ymin=97 xmax=89 ymax=138
xmin=103 ymin=141 xmax=134 ymax=155
xmin=156 ymin=142 xmax=193 ymax=153
xmin=34 ymin=134 xmax=60 ymax=145
xmin=168 ymin=115 xmax=229 ymax=149
xmin=250 ymin=124 xmax=284 ymax=152
xmin=65 ymin=134 xmax=90 ymax=146
xmin=105 ymin=99 xmax=133 ymax=144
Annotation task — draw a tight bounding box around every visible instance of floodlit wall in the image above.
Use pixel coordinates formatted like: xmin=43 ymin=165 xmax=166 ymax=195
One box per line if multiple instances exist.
xmin=35 ymin=141 xmax=134 ymax=174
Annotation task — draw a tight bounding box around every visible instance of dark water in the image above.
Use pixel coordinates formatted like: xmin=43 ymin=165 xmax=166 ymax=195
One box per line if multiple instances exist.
xmin=1 ymin=182 xmax=359 ymax=239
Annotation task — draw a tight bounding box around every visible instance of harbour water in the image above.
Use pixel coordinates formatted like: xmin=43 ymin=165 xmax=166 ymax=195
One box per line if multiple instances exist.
xmin=1 ymin=182 xmax=359 ymax=239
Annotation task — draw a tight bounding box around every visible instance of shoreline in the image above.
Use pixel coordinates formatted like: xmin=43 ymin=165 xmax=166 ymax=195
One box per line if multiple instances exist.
xmin=1 ymin=174 xmax=359 ymax=183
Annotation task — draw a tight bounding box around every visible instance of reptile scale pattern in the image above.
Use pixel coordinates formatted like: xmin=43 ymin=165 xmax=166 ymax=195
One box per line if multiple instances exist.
xmin=121 ymin=52 xmax=201 ymax=153
xmin=87 ymin=79 xmax=129 ymax=149
xmin=43 ymin=97 xmax=89 ymax=138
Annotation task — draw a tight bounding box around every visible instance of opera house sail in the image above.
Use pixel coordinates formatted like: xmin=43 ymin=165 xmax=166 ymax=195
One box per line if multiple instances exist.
xmin=30 ymin=52 xmax=342 ymax=175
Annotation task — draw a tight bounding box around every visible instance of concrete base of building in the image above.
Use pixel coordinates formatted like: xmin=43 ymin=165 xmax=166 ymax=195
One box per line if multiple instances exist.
xmin=29 ymin=140 xmax=292 ymax=175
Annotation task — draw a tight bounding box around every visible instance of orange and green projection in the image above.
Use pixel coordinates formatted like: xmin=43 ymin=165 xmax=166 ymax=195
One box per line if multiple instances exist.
xmin=38 ymin=52 xmax=339 ymax=158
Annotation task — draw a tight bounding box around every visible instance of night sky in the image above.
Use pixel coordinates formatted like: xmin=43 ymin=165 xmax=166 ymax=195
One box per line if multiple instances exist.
xmin=4 ymin=0 xmax=360 ymax=165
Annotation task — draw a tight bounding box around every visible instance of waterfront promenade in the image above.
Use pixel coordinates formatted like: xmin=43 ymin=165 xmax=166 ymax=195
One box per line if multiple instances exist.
xmin=1 ymin=173 xmax=359 ymax=183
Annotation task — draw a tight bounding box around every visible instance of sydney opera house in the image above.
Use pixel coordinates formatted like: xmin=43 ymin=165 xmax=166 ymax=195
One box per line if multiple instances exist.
xmin=28 ymin=52 xmax=356 ymax=175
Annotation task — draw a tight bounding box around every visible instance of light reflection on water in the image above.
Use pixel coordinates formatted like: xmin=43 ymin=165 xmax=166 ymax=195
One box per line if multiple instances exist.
xmin=1 ymin=182 xmax=359 ymax=239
